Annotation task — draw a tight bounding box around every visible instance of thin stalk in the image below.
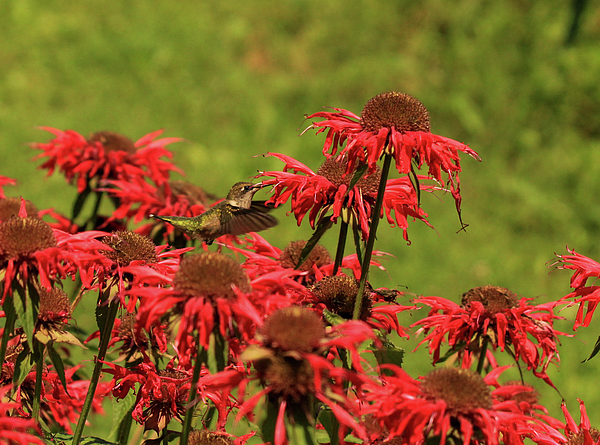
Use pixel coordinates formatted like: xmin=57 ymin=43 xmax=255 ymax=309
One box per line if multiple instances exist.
xmin=0 ymin=291 xmax=16 ymax=369
xmin=180 ymin=338 xmax=207 ymax=445
xmin=476 ymin=336 xmax=489 ymax=375
xmin=353 ymin=154 xmax=392 ymax=320
xmin=332 ymin=220 xmax=349 ymax=276
xmin=71 ymin=297 xmax=119 ymax=444
xmin=32 ymin=341 xmax=44 ymax=420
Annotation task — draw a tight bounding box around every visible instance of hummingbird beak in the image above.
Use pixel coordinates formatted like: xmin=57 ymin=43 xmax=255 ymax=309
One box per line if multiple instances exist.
xmin=252 ymin=182 xmax=267 ymax=189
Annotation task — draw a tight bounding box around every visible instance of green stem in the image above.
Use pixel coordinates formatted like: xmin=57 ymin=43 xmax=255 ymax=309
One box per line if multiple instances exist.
xmin=0 ymin=289 xmax=16 ymax=369
xmin=476 ymin=336 xmax=489 ymax=375
xmin=332 ymin=220 xmax=349 ymax=276
xmin=352 ymin=154 xmax=392 ymax=320
xmin=180 ymin=338 xmax=207 ymax=445
xmin=32 ymin=341 xmax=44 ymax=420
xmin=71 ymin=297 xmax=119 ymax=444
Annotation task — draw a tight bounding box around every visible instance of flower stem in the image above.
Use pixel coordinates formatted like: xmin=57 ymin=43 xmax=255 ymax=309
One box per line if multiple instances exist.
xmin=71 ymin=297 xmax=119 ymax=444
xmin=332 ymin=220 xmax=349 ymax=276
xmin=353 ymin=153 xmax=392 ymax=320
xmin=32 ymin=341 xmax=44 ymax=420
xmin=0 ymin=290 xmax=16 ymax=370
xmin=476 ymin=336 xmax=489 ymax=375
xmin=180 ymin=337 xmax=207 ymax=445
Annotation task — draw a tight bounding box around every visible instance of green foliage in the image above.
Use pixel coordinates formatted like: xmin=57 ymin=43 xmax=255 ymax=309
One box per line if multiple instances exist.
xmin=1 ymin=0 xmax=599 ymax=431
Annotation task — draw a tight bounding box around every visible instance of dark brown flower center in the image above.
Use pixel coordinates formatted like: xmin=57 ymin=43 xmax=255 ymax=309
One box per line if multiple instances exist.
xmin=0 ymin=216 xmax=57 ymax=258
xmin=188 ymin=429 xmax=235 ymax=445
xmin=87 ymin=131 xmax=136 ymax=154
xmin=568 ymin=428 xmax=600 ymax=445
xmin=360 ymin=92 xmax=431 ymax=133
xmin=317 ymin=157 xmax=381 ymax=195
xmin=101 ymin=231 xmax=158 ymax=266
xmin=262 ymin=306 xmax=325 ymax=353
xmin=255 ymin=354 xmax=314 ymax=401
xmin=311 ymin=275 xmax=372 ymax=320
xmin=173 ymin=253 xmax=251 ymax=299
xmin=461 ymin=285 xmax=519 ymax=313
xmin=38 ymin=287 xmax=71 ymax=322
xmin=420 ymin=368 xmax=492 ymax=412
xmin=0 ymin=198 xmax=39 ymax=222
xmin=279 ymin=240 xmax=332 ymax=271
xmin=158 ymin=369 xmax=189 ymax=381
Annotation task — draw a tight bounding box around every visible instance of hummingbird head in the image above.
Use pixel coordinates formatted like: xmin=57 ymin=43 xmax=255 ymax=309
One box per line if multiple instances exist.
xmin=226 ymin=182 xmax=264 ymax=208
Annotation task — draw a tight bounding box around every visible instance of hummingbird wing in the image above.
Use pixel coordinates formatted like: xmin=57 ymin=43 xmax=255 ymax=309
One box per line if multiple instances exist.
xmin=217 ymin=208 xmax=278 ymax=238
xmin=249 ymin=200 xmax=276 ymax=213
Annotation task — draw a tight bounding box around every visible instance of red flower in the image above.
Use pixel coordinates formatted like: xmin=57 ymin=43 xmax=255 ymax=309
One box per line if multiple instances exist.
xmin=0 ymin=176 xmax=16 ymax=199
xmin=134 ymin=252 xmax=263 ymax=361
xmin=0 ymin=201 xmax=111 ymax=302
xmin=104 ymin=360 xmax=191 ymax=433
xmin=203 ymin=307 xmax=376 ymax=445
xmin=0 ymin=385 xmax=44 ymax=445
xmin=362 ymin=365 xmax=541 ymax=445
xmin=259 ymin=152 xmax=433 ymax=241
xmin=103 ymin=177 xmax=211 ymax=240
xmin=88 ymin=230 xmax=190 ymax=310
xmin=305 ymin=92 xmax=480 ymax=218
xmin=562 ymin=400 xmax=599 ymax=445
xmin=33 ymin=128 xmax=181 ymax=192
xmin=228 ymin=233 xmax=388 ymax=285
xmin=552 ymin=247 xmax=600 ymax=329
xmin=521 ymin=400 xmax=600 ymax=445
xmin=412 ymin=286 xmax=566 ymax=388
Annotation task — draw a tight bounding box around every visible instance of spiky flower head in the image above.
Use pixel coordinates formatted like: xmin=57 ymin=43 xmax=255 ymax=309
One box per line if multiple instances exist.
xmin=360 ymin=92 xmax=431 ymax=134
xmin=173 ymin=253 xmax=251 ymax=300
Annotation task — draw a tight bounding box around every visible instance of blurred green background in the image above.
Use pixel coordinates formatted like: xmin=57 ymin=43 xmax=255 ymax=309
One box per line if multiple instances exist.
xmin=2 ymin=0 xmax=600 ymax=435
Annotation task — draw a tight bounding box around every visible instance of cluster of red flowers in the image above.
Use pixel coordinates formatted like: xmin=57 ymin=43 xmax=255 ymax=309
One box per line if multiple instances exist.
xmin=0 ymin=93 xmax=597 ymax=445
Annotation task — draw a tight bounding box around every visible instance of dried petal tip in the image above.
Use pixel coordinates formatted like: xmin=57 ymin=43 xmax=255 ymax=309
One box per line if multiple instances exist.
xmin=0 ymin=217 xmax=56 ymax=258
xmin=101 ymin=230 xmax=158 ymax=266
xmin=461 ymin=285 xmax=519 ymax=313
xmin=420 ymin=367 xmax=492 ymax=412
xmin=87 ymin=131 xmax=136 ymax=153
xmin=173 ymin=252 xmax=251 ymax=299
xmin=262 ymin=306 xmax=325 ymax=353
xmin=360 ymin=92 xmax=430 ymax=133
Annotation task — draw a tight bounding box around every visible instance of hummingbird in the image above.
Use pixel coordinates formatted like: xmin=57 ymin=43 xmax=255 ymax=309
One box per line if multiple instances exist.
xmin=150 ymin=182 xmax=277 ymax=245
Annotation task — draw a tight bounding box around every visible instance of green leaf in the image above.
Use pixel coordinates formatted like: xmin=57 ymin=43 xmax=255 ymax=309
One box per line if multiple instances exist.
xmin=371 ymin=340 xmax=405 ymax=374
xmin=583 ymin=335 xmax=600 ymax=362
xmin=351 ymin=222 xmax=363 ymax=265
xmin=322 ymin=309 xmax=346 ymax=326
xmin=288 ymin=404 xmax=318 ymax=445
xmin=35 ymin=327 xmax=85 ymax=347
xmin=346 ymin=163 xmax=368 ymax=192
xmin=72 ymin=185 xmax=92 ymax=221
xmin=13 ymin=343 xmax=32 ymax=387
xmin=295 ymin=218 xmax=334 ymax=270
xmin=207 ymin=330 xmax=228 ymax=374
xmin=47 ymin=341 xmax=68 ymax=392
xmin=317 ymin=408 xmax=338 ymax=445
xmin=409 ymin=163 xmax=422 ymax=206
xmin=109 ymin=390 xmax=136 ymax=444
xmin=95 ymin=289 xmax=111 ymax=343
xmin=12 ymin=280 xmax=35 ymax=351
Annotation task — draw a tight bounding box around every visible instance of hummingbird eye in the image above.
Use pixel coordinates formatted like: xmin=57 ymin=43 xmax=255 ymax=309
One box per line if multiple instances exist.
xmin=244 ymin=185 xmax=253 ymax=191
